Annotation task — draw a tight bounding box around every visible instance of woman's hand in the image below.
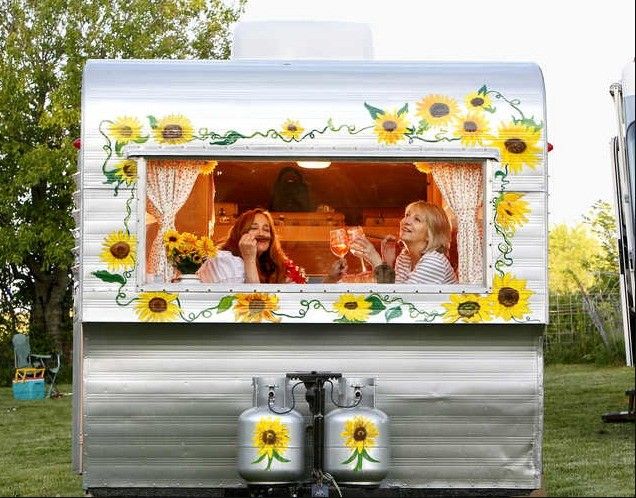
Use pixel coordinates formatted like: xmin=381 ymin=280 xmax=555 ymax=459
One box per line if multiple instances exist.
xmin=323 ymin=258 xmax=348 ymax=283
xmin=238 ymin=233 xmax=258 ymax=262
xmin=380 ymin=235 xmax=398 ymax=268
xmin=350 ymin=235 xmax=382 ymax=268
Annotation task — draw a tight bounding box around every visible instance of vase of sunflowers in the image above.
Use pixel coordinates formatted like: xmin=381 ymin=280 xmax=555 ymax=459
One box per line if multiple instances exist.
xmin=163 ymin=229 xmax=218 ymax=281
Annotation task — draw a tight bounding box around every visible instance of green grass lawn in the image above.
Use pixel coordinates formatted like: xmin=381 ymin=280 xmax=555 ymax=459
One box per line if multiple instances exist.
xmin=1 ymin=366 xmax=634 ymax=497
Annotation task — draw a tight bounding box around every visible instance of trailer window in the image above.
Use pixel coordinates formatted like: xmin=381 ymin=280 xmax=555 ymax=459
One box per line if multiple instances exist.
xmin=141 ymin=159 xmax=487 ymax=288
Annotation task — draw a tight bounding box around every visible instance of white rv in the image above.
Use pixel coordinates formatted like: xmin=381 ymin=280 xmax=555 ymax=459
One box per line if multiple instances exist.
xmin=73 ymin=22 xmax=548 ymax=496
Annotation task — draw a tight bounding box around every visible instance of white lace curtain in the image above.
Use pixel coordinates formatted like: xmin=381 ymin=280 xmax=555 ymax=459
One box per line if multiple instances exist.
xmin=146 ymin=159 xmax=206 ymax=282
xmin=430 ymin=163 xmax=483 ymax=284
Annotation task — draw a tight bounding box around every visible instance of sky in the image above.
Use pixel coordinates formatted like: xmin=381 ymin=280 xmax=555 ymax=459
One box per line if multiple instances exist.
xmin=237 ymin=0 xmax=635 ymax=226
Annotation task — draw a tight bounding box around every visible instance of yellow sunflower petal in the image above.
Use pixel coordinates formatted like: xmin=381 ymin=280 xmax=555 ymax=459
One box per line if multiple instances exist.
xmin=464 ymin=91 xmax=493 ymax=112
xmin=490 ymin=122 xmax=542 ymax=173
xmin=496 ymin=192 xmax=530 ymax=233
xmin=100 ymin=231 xmax=137 ymax=271
xmin=416 ymin=94 xmax=460 ymax=127
xmin=280 ymin=119 xmax=304 ymax=140
xmin=490 ymin=273 xmax=533 ymax=321
xmin=373 ymin=110 xmax=409 ymax=145
xmin=234 ymin=293 xmax=281 ymax=323
xmin=153 ymin=114 xmax=194 ymax=145
xmin=442 ymin=293 xmax=492 ymax=323
xmin=109 ymin=116 xmax=143 ymax=143
xmin=333 ymin=294 xmax=372 ymax=322
xmin=453 ymin=112 xmax=491 ymax=146
xmin=135 ymin=291 xmax=180 ymax=322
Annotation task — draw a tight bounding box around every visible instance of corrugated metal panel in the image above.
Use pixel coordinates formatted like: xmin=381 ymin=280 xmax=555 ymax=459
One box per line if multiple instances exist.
xmin=82 ymin=323 xmax=543 ymax=489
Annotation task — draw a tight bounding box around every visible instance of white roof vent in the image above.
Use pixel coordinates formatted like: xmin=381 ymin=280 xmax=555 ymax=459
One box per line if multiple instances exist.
xmin=232 ymin=21 xmax=374 ymax=60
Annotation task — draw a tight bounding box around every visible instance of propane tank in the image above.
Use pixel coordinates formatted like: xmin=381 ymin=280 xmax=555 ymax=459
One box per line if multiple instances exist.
xmin=324 ymin=377 xmax=389 ymax=485
xmin=237 ymin=377 xmax=305 ymax=484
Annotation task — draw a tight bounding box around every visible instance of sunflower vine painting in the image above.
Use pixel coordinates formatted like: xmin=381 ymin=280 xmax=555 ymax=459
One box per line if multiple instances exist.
xmin=91 ymin=82 xmax=541 ymax=324
xmin=340 ymin=416 xmax=381 ymax=471
xmin=251 ymin=417 xmax=291 ymax=471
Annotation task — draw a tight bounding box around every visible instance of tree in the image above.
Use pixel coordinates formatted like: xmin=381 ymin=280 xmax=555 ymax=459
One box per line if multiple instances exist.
xmin=0 ymin=0 xmax=245 ymax=352
xmin=548 ymin=223 xmax=602 ymax=294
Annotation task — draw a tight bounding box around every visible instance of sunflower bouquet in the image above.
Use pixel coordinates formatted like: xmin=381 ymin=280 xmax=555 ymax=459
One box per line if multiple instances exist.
xmin=163 ymin=229 xmax=217 ymax=274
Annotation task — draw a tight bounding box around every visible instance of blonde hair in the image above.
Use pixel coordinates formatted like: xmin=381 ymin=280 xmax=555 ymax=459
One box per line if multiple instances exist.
xmin=405 ymin=201 xmax=452 ymax=256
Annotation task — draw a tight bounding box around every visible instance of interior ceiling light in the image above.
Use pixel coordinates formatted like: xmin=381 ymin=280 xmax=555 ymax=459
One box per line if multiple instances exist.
xmin=296 ymin=161 xmax=331 ymax=169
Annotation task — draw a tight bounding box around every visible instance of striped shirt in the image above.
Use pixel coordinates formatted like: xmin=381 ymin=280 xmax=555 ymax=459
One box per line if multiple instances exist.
xmin=395 ymin=249 xmax=458 ymax=285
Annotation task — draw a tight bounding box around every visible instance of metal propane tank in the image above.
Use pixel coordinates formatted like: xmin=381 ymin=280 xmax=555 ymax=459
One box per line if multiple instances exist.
xmin=237 ymin=377 xmax=305 ymax=484
xmin=324 ymin=377 xmax=390 ymax=486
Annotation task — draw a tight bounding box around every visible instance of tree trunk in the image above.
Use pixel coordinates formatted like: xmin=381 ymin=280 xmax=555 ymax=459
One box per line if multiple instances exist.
xmin=29 ymin=264 xmax=70 ymax=351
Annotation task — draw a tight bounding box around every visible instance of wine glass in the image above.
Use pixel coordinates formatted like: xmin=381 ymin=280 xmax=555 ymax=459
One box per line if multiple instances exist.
xmin=346 ymin=226 xmax=367 ymax=273
xmin=329 ymin=228 xmax=349 ymax=259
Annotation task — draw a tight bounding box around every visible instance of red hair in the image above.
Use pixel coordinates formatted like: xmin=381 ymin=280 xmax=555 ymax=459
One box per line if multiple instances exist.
xmin=221 ymin=208 xmax=289 ymax=283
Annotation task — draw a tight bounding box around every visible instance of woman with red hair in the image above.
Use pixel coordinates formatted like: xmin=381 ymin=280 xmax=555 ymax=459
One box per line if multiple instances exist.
xmin=221 ymin=208 xmax=307 ymax=283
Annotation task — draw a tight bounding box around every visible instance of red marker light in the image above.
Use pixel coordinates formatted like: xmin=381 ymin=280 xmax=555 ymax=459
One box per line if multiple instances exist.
xmin=72 ymin=138 xmax=81 ymax=149
xmin=547 ymin=142 xmax=553 ymax=152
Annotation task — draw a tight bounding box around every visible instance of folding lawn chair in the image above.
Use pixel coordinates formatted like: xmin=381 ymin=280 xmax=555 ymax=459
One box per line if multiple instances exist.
xmin=12 ymin=333 xmax=61 ymax=398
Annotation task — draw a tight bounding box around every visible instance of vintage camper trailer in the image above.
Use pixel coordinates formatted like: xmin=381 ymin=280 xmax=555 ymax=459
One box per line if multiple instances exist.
xmin=73 ymin=22 xmax=548 ymax=496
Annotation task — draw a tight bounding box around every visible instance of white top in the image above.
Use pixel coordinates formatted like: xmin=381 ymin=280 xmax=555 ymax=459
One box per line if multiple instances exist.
xmin=197 ymin=251 xmax=245 ymax=283
xmin=395 ymin=249 xmax=458 ymax=285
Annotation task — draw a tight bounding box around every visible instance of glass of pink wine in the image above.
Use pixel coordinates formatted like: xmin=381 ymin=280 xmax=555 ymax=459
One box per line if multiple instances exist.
xmin=346 ymin=226 xmax=367 ymax=273
xmin=330 ymin=228 xmax=349 ymax=260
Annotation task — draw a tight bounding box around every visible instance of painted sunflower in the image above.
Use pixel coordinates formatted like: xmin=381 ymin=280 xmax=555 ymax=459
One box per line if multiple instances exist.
xmin=416 ymin=94 xmax=459 ymax=127
xmin=234 ymin=293 xmax=281 ymax=323
xmin=109 ymin=116 xmax=143 ymax=143
xmin=491 ymin=122 xmax=542 ymax=173
xmin=153 ymin=114 xmax=194 ymax=145
xmin=100 ymin=231 xmax=137 ymax=271
xmin=135 ymin=291 xmax=180 ymax=322
xmin=373 ymin=110 xmax=409 ymax=145
xmin=341 ymin=416 xmax=379 ymax=453
xmin=252 ymin=417 xmax=291 ymax=470
xmin=490 ymin=273 xmax=532 ymax=321
xmin=464 ymin=91 xmax=493 ymax=112
xmin=454 ymin=113 xmax=490 ymax=146
xmin=199 ymin=160 xmax=217 ymax=175
xmin=442 ymin=293 xmax=492 ymax=323
xmin=280 ymin=119 xmax=304 ymax=140
xmin=113 ymin=159 xmax=138 ymax=185
xmin=496 ymin=192 xmax=530 ymax=233
xmin=333 ymin=294 xmax=372 ymax=322
xmin=163 ymin=229 xmax=181 ymax=252
xmin=413 ymin=162 xmax=434 ymax=174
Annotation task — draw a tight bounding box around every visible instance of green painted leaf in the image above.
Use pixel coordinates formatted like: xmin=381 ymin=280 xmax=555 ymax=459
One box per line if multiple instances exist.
xmin=217 ymin=295 xmax=236 ymax=313
xmin=364 ymin=102 xmax=385 ymax=120
xmin=114 ymin=141 xmax=124 ymax=155
xmin=341 ymin=450 xmax=358 ymax=465
xmin=365 ymin=295 xmax=386 ymax=314
xmin=385 ymin=307 xmax=402 ymax=322
xmin=397 ymin=102 xmax=409 ymax=116
xmin=361 ymin=448 xmax=380 ymax=463
xmin=103 ymin=169 xmax=119 ymax=184
xmin=92 ymin=270 xmax=126 ymax=285
xmin=211 ymin=131 xmax=243 ymax=146
xmin=251 ymin=452 xmax=267 ymax=464
xmin=148 ymin=115 xmax=158 ymax=128
xmin=354 ymin=453 xmax=363 ymax=471
xmin=416 ymin=119 xmax=430 ymax=134
xmin=272 ymin=450 xmax=290 ymax=463
xmin=134 ymin=135 xmax=149 ymax=144
xmin=478 ymin=85 xmax=488 ymax=95
xmin=484 ymin=106 xmax=496 ymax=114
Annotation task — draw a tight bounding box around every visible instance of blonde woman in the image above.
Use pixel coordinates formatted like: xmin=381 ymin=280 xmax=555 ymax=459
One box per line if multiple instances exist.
xmin=350 ymin=201 xmax=458 ymax=284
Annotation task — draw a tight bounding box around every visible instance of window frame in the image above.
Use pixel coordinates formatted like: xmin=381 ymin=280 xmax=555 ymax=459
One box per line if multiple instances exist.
xmin=130 ymin=147 xmax=498 ymax=296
